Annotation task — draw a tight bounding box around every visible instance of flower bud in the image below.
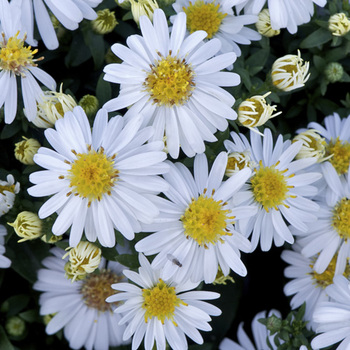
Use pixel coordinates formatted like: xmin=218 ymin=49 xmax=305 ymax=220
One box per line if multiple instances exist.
xmin=92 ymin=9 xmax=118 ymax=34
xmin=271 ymin=50 xmax=310 ymax=92
xmin=14 ymin=137 xmax=41 ymax=165
xmin=33 ymin=84 xmax=77 ymax=128
xmin=329 ymin=13 xmax=350 ymax=36
xmin=8 ymin=211 xmax=43 ymax=242
xmin=130 ymin=0 xmax=159 ymax=25
xmin=64 ymin=241 xmax=102 ymax=282
xmin=293 ymin=129 xmax=330 ymax=163
xmin=5 ymin=316 xmax=26 ymax=337
xmin=226 ymin=151 xmax=255 ymax=177
xmin=78 ymin=94 xmax=99 ymax=117
xmin=256 ymin=9 xmax=280 ymax=37
xmin=324 ymin=62 xmax=344 ymax=83
xmin=238 ymin=92 xmax=281 ymax=134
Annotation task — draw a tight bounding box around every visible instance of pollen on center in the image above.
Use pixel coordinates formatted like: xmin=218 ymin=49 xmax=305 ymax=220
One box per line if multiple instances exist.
xmin=144 ymin=51 xmax=195 ymax=107
xmin=181 ymin=192 xmax=234 ymax=247
xmin=67 ymin=147 xmax=118 ymax=203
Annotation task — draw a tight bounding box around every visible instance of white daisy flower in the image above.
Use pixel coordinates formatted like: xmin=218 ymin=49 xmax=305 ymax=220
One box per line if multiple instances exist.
xmin=33 ymin=246 xmax=130 ymax=350
xmin=281 ymin=241 xmax=350 ymax=331
xmin=0 ymin=225 xmax=11 ymax=268
xmin=0 ymin=174 xmax=20 ymax=216
xmin=171 ymin=0 xmax=261 ymax=60
xmin=28 ymin=106 xmax=169 ymax=247
xmin=311 ymin=275 xmax=350 ymax=350
xmin=0 ymin=0 xmax=57 ymax=124
xmin=135 ymin=151 xmax=255 ymax=284
xmin=294 ymin=161 xmax=350 ymax=275
xmin=307 ymin=113 xmax=350 ymax=177
xmin=219 ymin=310 xmax=283 ymax=350
xmin=225 ymin=128 xmax=321 ymax=252
xmin=103 ymin=9 xmax=240 ymax=159
xmin=20 ymin=0 xmax=103 ymax=50
xmin=235 ymin=0 xmax=326 ymax=34
xmin=106 ymin=253 xmax=221 ymax=350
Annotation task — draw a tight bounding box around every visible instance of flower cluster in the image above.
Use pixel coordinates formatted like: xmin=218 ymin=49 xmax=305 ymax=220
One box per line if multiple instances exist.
xmin=2 ymin=0 xmax=350 ymax=350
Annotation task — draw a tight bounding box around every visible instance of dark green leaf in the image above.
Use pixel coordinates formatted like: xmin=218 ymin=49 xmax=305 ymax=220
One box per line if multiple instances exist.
xmin=300 ymin=28 xmax=332 ymax=48
xmin=0 ymin=326 xmax=14 ymax=350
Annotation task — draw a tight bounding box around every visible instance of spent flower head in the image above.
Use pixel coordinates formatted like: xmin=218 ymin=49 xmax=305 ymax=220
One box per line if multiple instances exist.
xmin=271 ymin=50 xmax=310 ymax=92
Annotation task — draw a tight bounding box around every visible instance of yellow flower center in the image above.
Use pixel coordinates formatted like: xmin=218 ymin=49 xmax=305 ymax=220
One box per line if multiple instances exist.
xmin=238 ymin=99 xmax=264 ymax=126
xmin=0 ymin=184 xmax=16 ymax=195
xmin=251 ymin=161 xmax=294 ymax=211
xmin=181 ymin=191 xmax=233 ymax=247
xmin=183 ymin=0 xmax=227 ymax=38
xmin=310 ymin=254 xmax=350 ymax=288
xmin=142 ymin=279 xmax=186 ymax=324
xmin=0 ymin=32 xmax=39 ymax=75
xmin=326 ymin=138 xmax=350 ymax=175
xmin=144 ymin=52 xmax=195 ymax=107
xmin=272 ymin=64 xmax=299 ymax=88
xmin=80 ymin=269 xmax=122 ymax=312
xmin=66 ymin=147 xmax=118 ymax=205
xmin=332 ymin=197 xmax=350 ymax=240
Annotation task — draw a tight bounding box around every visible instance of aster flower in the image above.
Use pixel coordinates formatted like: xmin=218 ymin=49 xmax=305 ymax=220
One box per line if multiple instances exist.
xmin=307 ymin=113 xmax=350 ymax=177
xmin=0 ymin=174 xmax=20 ymax=217
xmin=311 ymin=275 xmax=350 ymax=350
xmin=235 ymin=0 xmax=326 ymax=34
xmin=103 ymin=9 xmax=240 ymax=159
xmin=281 ymin=241 xmax=350 ymax=330
xmin=255 ymin=9 xmax=280 ymax=37
xmin=0 ymin=225 xmax=11 ymax=268
xmin=135 ymin=151 xmax=255 ymax=284
xmin=33 ymin=246 xmax=130 ymax=350
xmin=219 ymin=310 xmax=282 ymax=350
xmin=171 ymin=0 xmax=261 ymax=59
xmin=225 ymin=128 xmax=321 ymax=252
xmin=106 ymin=253 xmax=221 ymax=350
xmin=294 ymin=162 xmax=350 ymax=275
xmin=271 ymin=50 xmax=310 ymax=92
xmin=28 ymin=106 xmax=169 ymax=247
xmin=20 ymin=0 xmax=103 ymax=50
xmin=0 ymin=0 xmax=56 ymax=124
xmin=328 ymin=13 xmax=350 ymax=37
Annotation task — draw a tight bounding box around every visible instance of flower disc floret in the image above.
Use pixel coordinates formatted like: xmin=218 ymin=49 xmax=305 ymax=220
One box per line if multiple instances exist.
xmin=142 ymin=279 xmax=186 ymax=324
xmin=80 ymin=269 xmax=122 ymax=312
xmin=183 ymin=0 xmax=227 ymax=38
xmin=326 ymin=138 xmax=350 ymax=175
xmin=251 ymin=162 xmax=293 ymax=211
xmin=181 ymin=192 xmax=233 ymax=246
xmin=67 ymin=147 xmax=118 ymax=203
xmin=144 ymin=53 xmax=195 ymax=107
xmin=310 ymin=254 xmax=350 ymax=289
xmin=332 ymin=198 xmax=350 ymax=240
xmin=0 ymin=32 xmax=39 ymax=75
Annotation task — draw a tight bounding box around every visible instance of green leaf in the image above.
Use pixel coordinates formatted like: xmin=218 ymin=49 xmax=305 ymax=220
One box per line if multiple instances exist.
xmin=114 ymin=254 xmax=140 ymax=269
xmin=96 ymin=74 xmax=112 ymax=106
xmin=4 ymin=295 xmax=30 ymax=317
xmin=0 ymin=326 xmax=14 ymax=350
xmin=83 ymin=30 xmax=105 ymax=69
xmin=65 ymin=31 xmax=92 ymax=67
xmin=313 ymin=55 xmax=326 ymax=71
xmin=235 ymin=67 xmax=252 ymax=90
xmin=300 ymin=28 xmax=332 ymax=48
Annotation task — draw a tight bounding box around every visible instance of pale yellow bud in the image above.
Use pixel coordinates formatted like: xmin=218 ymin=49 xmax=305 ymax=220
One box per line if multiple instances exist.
xmin=92 ymin=9 xmax=118 ymax=34
xmin=329 ymin=13 xmax=350 ymax=36
xmin=41 ymin=234 xmax=63 ymax=244
xmin=293 ymin=129 xmax=331 ymax=163
xmin=63 ymin=241 xmax=102 ymax=282
xmin=33 ymin=84 xmax=77 ymax=128
xmin=225 ymin=151 xmax=256 ymax=177
xmin=8 ymin=211 xmax=42 ymax=242
xmin=130 ymin=0 xmax=159 ymax=25
xmin=256 ymin=9 xmax=280 ymax=37
xmin=271 ymin=50 xmax=310 ymax=92
xmin=14 ymin=137 xmax=41 ymax=165
xmin=238 ymin=92 xmax=281 ymax=135
xmin=0 ymin=175 xmax=20 ymax=217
